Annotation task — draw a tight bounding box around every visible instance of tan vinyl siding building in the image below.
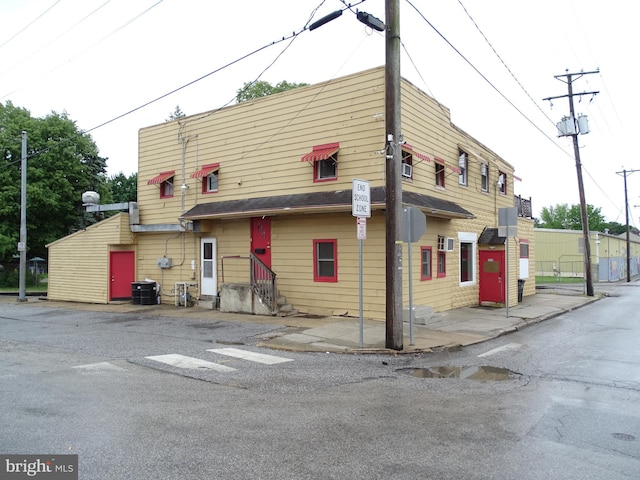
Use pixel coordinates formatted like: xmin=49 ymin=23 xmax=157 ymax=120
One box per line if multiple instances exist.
xmin=47 ymin=66 xmax=535 ymax=320
xmin=47 ymin=213 xmax=134 ymax=303
xmin=535 ymin=228 xmax=640 ymax=282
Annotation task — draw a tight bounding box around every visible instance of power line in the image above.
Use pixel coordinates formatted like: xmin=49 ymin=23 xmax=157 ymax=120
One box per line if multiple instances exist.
xmin=0 ymin=0 xmax=114 ymax=80
xmin=3 ymin=2 xmax=342 ymax=167
xmin=86 ymin=0 xmax=361 ymax=133
xmin=1 ymin=0 xmax=165 ymax=101
xmin=456 ymin=0 xmax=555 ymax=127
xmin=404 ymin=0 xmax=567 ymax=160
xmin=0 ymin=0 xmax=62 ymax=50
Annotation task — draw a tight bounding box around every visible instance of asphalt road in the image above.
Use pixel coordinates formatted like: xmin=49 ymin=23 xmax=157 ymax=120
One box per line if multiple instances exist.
xmin=1 ymin=283 xmax=639 ymax=479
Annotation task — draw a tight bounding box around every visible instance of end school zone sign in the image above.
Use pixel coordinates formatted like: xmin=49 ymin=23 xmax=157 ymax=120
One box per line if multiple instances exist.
xmin=352 ymin=179 xmax=371 ymax=218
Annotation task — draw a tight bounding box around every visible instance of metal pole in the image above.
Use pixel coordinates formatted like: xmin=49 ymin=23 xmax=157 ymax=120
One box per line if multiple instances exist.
xmin=359 ymin=238 xmax=364 ymax=348
xmin=408 ymin=239 xmax=414 ymax=346
xmin=18 ymin=131 xmax=27 ymax=302
xmin=384 ymin=0 xmax=403 ymax=350
xmin=505 ymin=236 xmax=509 ymax=318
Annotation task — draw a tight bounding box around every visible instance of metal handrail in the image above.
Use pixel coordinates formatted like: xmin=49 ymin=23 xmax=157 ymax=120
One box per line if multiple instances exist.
xmin=219 ymin=254 xmax=277 ymax=314
xmin=250 ymin=254 xmax=278 ymax=314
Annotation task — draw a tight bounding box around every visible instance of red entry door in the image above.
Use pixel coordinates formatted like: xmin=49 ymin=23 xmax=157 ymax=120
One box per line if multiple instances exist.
xmin=479 ymin=250 xmax=504 ymax=303
xmin=109 ymin=251 xmax=135 ymax=301
xmin=250 ymin=217 xmax=271 ymax=269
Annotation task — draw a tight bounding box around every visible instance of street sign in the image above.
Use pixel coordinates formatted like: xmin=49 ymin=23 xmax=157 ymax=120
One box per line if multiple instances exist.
xmin=400 ymin=206 xmax=426 ymax=243
xmin=17 ymin=242 xmax=25 ymax=252
xmin=357 ymin=217 xmax=367 ymax=240
xmin=498 ymin=207 xmax=517 ymax=237
xmin=352 ymin=179 xmax=371 ymax=218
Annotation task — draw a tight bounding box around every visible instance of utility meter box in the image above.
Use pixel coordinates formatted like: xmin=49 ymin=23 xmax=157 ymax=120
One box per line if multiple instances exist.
xmin=157 ymin=257 xmax=172 ymax=269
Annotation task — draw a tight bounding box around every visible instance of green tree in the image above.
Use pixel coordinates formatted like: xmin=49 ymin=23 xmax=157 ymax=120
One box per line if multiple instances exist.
xmin=236 ymin=80 xmax=309 ymax=103
xmin=538 ymin=203 xmax=606 ymax=231
xmin=106 ymin=172 xmax=137 ymax=203
xmin=0 ymin=101 xmax=108 ymax=261
xmin=601 ymin=221 xmax=639 ymax=235
xmin=167 ymin=105 xmax=185 ymax=121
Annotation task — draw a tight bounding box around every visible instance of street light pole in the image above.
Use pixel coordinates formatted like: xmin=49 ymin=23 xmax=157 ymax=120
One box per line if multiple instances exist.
xmin=18 ymin=131 xmax=27 ymax=302
xmin=384 ymin=0 xmax=403 ymax=350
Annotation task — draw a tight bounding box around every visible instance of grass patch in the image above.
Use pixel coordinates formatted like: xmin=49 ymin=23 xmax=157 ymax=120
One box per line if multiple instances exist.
xmin=535 ymin=275 xmax=584 ymax=284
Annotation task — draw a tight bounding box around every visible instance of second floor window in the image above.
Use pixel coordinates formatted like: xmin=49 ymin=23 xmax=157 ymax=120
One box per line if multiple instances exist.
xmin=458 ymin=151 xmax=468 ymax=186
xmin=481 ymin=163 xmax=489 ymax=192
xmin=161 ymin=177 xmax=174 ymax=198
xmin=401 ymin=150 xmax=413 ymax=180
xmin=205 ymin=171 xmax=218 ymax=193
xmin=300 ymin=142 xmax=340 ymax=183
xmin=315 ymin=155 xmax=337 ymax=181
xmin=435 ymin=160 xmax=445 ymax=188
xmin=191 ymin=163 xmax=220 ymax=194
xmin=498 ymin=171 xmax=507 ymax=195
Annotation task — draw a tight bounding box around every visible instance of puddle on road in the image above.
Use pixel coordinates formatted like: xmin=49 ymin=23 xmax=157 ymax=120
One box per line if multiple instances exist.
xmin=398 ymin=366 xmax=519 ymax=381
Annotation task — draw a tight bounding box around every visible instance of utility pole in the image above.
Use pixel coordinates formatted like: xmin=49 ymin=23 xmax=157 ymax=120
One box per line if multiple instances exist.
xmin=308 ymin=3 xmax=399 ymax=348
xmin=385 ymin=0 xmax=403 ymax=350
xmin=544 ymin=69 xmax=599 ymax=297
xmin=616 ymin=168 xmax=639 ymax=282
xmin=18 ymin=131 xmax=27 ymax=302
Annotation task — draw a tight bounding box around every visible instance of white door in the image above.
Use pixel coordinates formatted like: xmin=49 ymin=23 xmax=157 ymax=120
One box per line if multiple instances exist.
xmin=201 ymin=238 xmax=217 ymax=296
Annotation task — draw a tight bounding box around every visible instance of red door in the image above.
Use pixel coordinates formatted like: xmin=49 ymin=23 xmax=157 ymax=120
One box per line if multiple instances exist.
xmin=250 ymin=217 xmax=271 ymax=268
xmin=479 ymin=250 xmax=504 ymax=303
xmin=109 ymin=251 xmax=135 ymax=301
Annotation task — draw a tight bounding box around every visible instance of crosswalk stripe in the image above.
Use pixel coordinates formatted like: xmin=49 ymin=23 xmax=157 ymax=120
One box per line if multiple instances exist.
xmin=207 ymin=347 xmax=293 ymax=365
xmin=145 ymin=353 xmax=236 ymax=372
xmin=478 ymin=342 xmax=522 ymax=358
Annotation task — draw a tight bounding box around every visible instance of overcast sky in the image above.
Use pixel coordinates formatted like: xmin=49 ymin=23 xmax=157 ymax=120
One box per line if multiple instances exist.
xmin=1 ymin=0 xmax=637 ymax=225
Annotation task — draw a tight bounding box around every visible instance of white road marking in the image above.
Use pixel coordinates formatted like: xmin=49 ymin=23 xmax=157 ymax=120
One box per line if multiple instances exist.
xmin=72 ymin=362 xmax=126 ymax=371
xmin=145 ymin=354 xmax=236 ymax=372
xmin=477 ymin=342 xmax=522 ymax=358
xmin=207 ymin=347 xmax=294 ymax=365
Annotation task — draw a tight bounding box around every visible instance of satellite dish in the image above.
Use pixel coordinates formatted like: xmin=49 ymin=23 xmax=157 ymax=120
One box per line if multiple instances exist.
xmin=82 ymin=191 xmax=100 ymax=205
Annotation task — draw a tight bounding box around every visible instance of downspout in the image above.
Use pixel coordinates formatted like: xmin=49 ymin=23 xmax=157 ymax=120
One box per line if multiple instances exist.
xmin=178 ymin=122 xmax=190 ymax=215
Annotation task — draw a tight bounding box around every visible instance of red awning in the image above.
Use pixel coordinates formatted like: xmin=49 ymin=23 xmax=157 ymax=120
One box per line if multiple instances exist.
xmin=191 ymin=163 xmax=220 ymax=178
xmin=147 ymin=170 xmax=175 ymax=185
xmin=300 ymin=142 xmax=339 ymax=162
xmin=402 ymin=145 xmax=432 ymax=163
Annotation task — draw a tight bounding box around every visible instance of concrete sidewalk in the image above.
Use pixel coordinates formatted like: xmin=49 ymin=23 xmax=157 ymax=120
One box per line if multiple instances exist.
xmin=2 ymin=286 xmax=601 ymax=354
xmin=259 ymin=287 xmax=601 ymax=353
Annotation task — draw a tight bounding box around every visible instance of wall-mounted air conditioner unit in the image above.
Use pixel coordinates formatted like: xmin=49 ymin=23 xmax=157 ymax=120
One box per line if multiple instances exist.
xmin=402 ymin=163 xmax=412 ymax=178
xmin=445 ymin=237 xmax=455 ymax=252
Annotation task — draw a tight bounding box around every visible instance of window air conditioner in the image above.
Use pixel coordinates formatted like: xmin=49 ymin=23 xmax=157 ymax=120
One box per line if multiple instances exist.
xmin=402 ymin=163 xmax=412 ymax=178
xmin=445 ymin=237 xmax=455 ymax=252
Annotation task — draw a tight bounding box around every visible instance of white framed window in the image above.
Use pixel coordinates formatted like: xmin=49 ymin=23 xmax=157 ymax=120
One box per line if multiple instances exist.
xmin=481 ymin=163 xmax=489 ymax=192
xmin=458 ymin=232 xmax=477 ymax=286
xmin=401 ymin=150 xmax=413 ymax=180
xmin=458 ymin=151 xmax=468 ymax=186
xmin=205 ymin=171 xmax=218 ymax=193
xmin=498 ymin=171 xmax=507 ymax=195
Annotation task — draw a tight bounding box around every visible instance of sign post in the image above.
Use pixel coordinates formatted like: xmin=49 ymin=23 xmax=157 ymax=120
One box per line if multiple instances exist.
xmin=401 ymin=207 xmax=427 ymax=345
xmin=352 ymin=179 xmax=370 ymax=348
xmin=498 ymin=207 xmax=518 ymax=318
